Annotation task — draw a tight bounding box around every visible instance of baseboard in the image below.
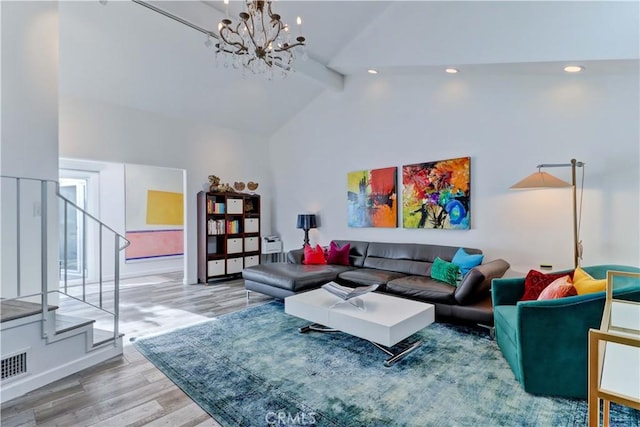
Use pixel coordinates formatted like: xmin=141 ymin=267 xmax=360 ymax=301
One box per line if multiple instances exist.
xmin=119 ymin=268 xmax=183 ymax=281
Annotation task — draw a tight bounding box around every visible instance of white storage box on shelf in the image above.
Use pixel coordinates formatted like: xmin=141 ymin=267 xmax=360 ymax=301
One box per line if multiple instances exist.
xmin=207 ymin=260 xmax=225 ymax=276
xmin=227 ymin=238 xmax=243 ymax=254
xmin=245 ymin=237 xmax=259 ymax=252
xmin=227 ymin=198 xmax=243 ymax=214
xmin=245 ymin=218 xmax=259 ymax=233
xmin=245 ymin=255 xmax=260 ymax=268
xmin=226 ymin=257 xmax=243 ymax=274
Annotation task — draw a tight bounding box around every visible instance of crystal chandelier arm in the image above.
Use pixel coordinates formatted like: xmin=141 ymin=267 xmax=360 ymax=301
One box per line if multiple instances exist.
xmin=260 ymin=7 xmax=270 ymax=48
xmin=264 ymin=2 xmax=293 ymax=53
xmin=265 ymin=0 xmax=281 ymax=41
xmin=267 ymin=54 xmax=284 ymax=63
xmin=218 ymin=24 xmax=249 ymax=55
xmin=272 ymin=26 xmax=305 ymax=53
xmin=268 ymin=20 xmax=282 ymax=48
xmin=218 ymin=39 xmax=248 ymax=55
xmin=217 ymin=45 xmax=246 ymax=55
xmin=273 ymin=39 xmax=304 ymax=52
xmin=244 ymin=13 xmax=261 ymax=53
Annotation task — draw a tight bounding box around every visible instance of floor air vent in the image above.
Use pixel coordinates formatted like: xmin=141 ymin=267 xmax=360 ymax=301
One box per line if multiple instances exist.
xmin=2 ymin=352 xmax=27 ymax=380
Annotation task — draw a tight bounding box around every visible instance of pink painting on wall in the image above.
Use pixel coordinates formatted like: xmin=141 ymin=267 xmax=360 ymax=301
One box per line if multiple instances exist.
xmin=125 ymin=230 xmax=184 ymax=261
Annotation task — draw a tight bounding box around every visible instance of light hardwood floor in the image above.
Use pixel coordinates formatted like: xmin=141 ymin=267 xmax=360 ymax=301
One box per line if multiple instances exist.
xmin=1 ymin=273 xmax=273 ymax=427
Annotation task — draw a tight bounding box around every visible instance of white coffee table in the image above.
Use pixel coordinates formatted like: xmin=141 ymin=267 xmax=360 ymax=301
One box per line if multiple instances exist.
xmin=285 ymin=288 xmax=435 ymax=366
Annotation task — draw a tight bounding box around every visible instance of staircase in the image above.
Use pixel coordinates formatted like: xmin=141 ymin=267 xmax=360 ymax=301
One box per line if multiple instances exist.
xmin=0 ymin=176 xmax=130 ymax=403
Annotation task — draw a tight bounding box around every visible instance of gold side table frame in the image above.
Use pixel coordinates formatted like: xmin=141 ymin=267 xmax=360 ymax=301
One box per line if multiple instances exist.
xmin=588 ymin=270 xmax=640 ymax=427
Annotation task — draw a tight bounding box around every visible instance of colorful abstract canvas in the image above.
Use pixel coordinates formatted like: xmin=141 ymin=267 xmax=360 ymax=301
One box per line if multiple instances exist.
xmin=402 ymin=157 xmax=471 ymax=230
xmin=347 ymin=167 xmax=397 ymax=228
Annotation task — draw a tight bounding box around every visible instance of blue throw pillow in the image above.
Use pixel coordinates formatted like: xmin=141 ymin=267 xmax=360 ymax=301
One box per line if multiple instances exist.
xmin=452 ymin=248 xmax=484 ymax=276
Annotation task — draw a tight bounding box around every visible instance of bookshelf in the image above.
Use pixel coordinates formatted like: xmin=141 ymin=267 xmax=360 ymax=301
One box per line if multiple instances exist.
xmin=197 ymin=191 xmax=261 ymax=283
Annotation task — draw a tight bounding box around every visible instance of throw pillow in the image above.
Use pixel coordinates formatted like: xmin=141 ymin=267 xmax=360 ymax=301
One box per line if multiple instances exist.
xmin=451 ymin=248 xmax=484 ymax=276
xmin=573 ymin=266 xmax=606 ymax=295
xmin=327 ymin=241 xmax=350 ymax=266
xmin=303 ymin=244 xmax=327 ymax=265
xmin=537 ymin=275 xmax=577 ymax=300
xmin=520 ymin=269 xmax=570 ymax=301
xmin=431 ymin=257 xmax=460 ymax=286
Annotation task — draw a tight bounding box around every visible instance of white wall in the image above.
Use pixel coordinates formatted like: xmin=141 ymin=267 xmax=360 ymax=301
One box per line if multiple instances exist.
xmin=1 ymin=1 xmax=59 ymax=298
xmin=270 ymin=72 xmax=640 ymax=273
xmin=59 ymin=158 xmax=186 ymax=280
xmin=1 ymin=1 xmax=59 ymax=180
xmin=59 ymin=96 xmax=272 ymax=284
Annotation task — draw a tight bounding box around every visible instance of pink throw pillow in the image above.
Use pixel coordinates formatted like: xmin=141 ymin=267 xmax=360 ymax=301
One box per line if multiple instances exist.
xmin=520 ymin=270 xmax=572 ymax=301
xmin=327 ymin=242 xmax=350 ymax=266
xmin=537 ymin=275 xmax=577 ymax=300
xmin=303 ymin=244 xmax=327 ymax=265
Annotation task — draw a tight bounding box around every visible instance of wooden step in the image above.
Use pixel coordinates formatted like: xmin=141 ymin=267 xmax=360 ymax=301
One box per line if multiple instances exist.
xmin=54 ymin=314 xmax=95 ymax=334
xmin=92 ymin=328 xmax=123 ymax=347
xmin=0 ymin=299 xmax=58 ymax=323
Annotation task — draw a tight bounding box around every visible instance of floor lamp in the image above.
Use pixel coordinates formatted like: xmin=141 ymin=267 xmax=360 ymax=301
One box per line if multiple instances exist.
xmin=511 ymin=158 xmax=585 ymax=268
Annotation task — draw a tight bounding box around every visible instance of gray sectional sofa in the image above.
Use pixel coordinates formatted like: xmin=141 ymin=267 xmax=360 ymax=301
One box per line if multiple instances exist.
xmin=242 ymin=240 xmax=510 ymax=326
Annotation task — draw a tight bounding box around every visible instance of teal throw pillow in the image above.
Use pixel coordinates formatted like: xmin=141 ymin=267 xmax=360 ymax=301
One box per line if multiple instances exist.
xmin=431 ymin=257 xmax=460 ymax=286
xmin=452 ymin=248 xmax=484 ymax=277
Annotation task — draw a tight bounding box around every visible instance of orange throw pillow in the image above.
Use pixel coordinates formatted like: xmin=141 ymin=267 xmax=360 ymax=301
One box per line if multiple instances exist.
xmin=303 ymin=244 xmax=327 ymax=265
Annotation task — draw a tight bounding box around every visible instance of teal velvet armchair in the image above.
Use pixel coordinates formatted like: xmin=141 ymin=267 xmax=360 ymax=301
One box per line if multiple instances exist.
xmin=492 ymin=264 xmax=640 ymax=398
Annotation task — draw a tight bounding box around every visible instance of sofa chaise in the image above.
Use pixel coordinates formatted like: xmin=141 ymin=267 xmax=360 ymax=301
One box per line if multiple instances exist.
xmin=243 ymin=240 xmax=510 ymax=326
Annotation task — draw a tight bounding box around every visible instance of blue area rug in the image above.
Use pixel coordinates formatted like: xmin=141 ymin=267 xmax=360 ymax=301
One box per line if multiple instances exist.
xmin=133 ymin=301 xmax=639 ymax=426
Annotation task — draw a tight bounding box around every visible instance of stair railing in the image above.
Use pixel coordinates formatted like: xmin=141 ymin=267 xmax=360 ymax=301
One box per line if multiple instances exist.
xmin=1 ymin=175 xmax=130 ymax=344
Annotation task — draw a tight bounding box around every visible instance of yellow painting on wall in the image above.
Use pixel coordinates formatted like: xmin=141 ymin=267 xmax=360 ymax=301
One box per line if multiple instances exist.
xmin=146 ymin=190 xmax=184 ymax=225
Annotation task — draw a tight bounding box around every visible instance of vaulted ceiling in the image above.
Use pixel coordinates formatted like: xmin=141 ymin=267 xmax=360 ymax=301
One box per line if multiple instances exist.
xmin=59 ymin=1 xmax=639 ymax=136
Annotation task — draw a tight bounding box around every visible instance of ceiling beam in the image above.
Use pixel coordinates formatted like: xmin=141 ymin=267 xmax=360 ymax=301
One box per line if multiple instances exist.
xmin=131 ymin=0 xmax=343 ymax=91
xmin=295 ymin=57 xmax=344 ymax=92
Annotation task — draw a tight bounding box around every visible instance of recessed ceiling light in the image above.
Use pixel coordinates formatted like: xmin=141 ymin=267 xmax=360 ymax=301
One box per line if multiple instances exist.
xmin=367 ymin=69 xmax=378 ymax=74
xmin=564 ymin=65 xmax=584 ymax=73
xmin=445 ymin=68 xmax=459 ymax=74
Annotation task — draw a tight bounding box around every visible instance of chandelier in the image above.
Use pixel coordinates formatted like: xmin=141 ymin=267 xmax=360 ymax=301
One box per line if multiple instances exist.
xmin=215 ymin=0 xmax=306 ymax=77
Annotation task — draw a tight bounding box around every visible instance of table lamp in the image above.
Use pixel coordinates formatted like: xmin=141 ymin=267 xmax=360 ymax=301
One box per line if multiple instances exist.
xmin=296 ymin=214 xmax=317 ymax=247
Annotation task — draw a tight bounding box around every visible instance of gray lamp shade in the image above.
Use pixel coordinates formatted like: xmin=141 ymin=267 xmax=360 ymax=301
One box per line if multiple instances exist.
xmin=296 ymin=214 xmax=317 ymax=230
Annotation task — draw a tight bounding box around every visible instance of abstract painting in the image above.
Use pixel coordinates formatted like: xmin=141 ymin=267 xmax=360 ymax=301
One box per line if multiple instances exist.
xmin=125 ymin=164 xmax=185 ymax=261
xmin=347 ymin=167 xmax=397 ymax=228
xmin=402 ymin=157 xmax=470 ymax=230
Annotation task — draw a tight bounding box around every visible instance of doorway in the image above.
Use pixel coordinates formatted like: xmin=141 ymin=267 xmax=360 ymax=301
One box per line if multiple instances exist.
xmin=58 ymin=169 xmax=99 ymax=283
